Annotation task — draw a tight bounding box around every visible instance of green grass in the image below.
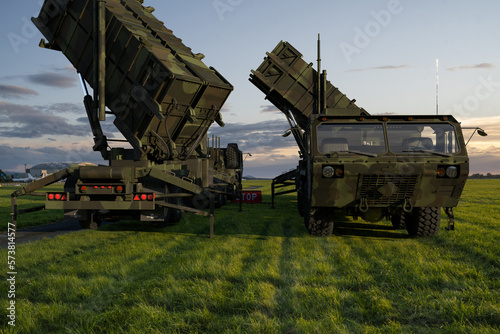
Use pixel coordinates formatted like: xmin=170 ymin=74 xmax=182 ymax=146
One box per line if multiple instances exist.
xmin=1 ymin=180 xmax=499 ymax=333
xmin=0 ymin=185 xmax=64 ymax=231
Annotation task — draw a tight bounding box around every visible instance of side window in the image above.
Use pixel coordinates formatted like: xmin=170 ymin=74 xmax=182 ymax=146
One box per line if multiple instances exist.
xmin=388 ymin=124 xmax=459 ymax=154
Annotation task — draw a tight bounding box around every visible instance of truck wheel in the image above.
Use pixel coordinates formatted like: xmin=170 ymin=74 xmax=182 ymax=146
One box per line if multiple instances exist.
xmin=79 ymin=211 xmax=100 ymax=230
xmin=306 ymin=210 xmax=334 ymax=237
xmin=391 ymin=212 xmax=409 ymax=230
xmin=406 ymin=207 xmax=441 ymax=237
xmin=152 ymin=205 xmax=182 ymax=228
xmin=226 ymin=143 xmax=241 ymax=169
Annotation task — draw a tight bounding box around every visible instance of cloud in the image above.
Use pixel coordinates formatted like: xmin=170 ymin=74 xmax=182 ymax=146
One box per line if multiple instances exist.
xmin=0 ymin=100 xmax=89 ymax=138
xmin=0 ymin=144 xmax=102 ymax=171
xmin=347 ymin=65 xmax=412 ymax=72
xmin=208 ymin=120 xmax=300 ymax=178
xmin=260 ymin=105 xmax=281 ymax=113
xmin=0 ymin=85 xmax=38 ymax=99
xmin=37 ymin=103 xmax=85 ymax=114
xmin=208 ymin=119 xmax=295 ymax=153
xmin=468 ymin=154 xmax=500 ymax=175
xmin=25 ymin=72 xmax=77 ymax=88
xmin=447 ymin=63 xmax=496 ymax=71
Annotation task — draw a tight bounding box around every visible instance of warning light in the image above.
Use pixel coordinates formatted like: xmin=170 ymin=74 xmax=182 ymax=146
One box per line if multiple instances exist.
xmin=48 ymin=194 xmax=55 ymax=200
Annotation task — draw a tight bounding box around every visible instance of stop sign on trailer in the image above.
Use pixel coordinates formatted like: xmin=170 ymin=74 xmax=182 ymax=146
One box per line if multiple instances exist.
xmin=232 ymin=190 xmax=262 ymax=204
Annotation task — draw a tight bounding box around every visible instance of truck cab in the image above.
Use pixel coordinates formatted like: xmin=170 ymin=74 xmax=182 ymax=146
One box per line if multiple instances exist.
xmin=300 ymin=114 xmax=469 ymax=236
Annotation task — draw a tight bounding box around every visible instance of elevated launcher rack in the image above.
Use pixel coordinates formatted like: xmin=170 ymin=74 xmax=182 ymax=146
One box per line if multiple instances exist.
xmin=11 ymin=0 xmax=242 ymax=234
xmin=250 ymin=40 xmax=368 ymax=201
xmin=33 ymin=0 xmax=233 ymax=162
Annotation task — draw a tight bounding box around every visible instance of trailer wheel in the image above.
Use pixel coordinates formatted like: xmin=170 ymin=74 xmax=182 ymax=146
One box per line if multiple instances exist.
xmin=391 ymin=212 xmax=409 ymax=230
xmin=226 ymin=143 xmax=241 ymax=169
xmin=406 ymin=207 xmax=441 ymax=237
xmin=79 ymin=210 xmax=100 ymax=230
xmin=306 ymin=210 xmax=334 ymax=237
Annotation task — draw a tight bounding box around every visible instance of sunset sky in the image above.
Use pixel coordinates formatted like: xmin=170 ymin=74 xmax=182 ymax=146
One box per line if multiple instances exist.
xmin=1 ymin=0 xmax=499 ymax=177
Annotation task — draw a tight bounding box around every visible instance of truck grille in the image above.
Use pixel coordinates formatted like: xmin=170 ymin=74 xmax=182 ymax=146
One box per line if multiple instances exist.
xmin=358 ymin=175 xmax=418 ymax=206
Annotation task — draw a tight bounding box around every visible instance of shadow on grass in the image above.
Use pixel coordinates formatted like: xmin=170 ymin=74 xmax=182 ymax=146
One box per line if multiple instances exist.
xmin=98 ymin=206 xmax=409 ymax=242
xmin=333 ymin=220 xmax=409 ymax=240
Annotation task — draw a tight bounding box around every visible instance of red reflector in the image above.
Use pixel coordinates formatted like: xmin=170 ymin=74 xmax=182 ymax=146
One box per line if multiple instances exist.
xmin=116 ymin=186 xmax=123 ymax=192
xmin=81 ymin=186 xmax=87 ymax=191
xmin=141 ymin=194 xmax=147 ymax=201
xmin=61 ymin=195 xmax=67 ymax=201
xmin=147 ymin=194 xmax=154 ymax=201
xmin=55 ymin=194 xmax=61 ymax=200
xmin=134 ymin=195 xmax=140 ymax=201
xmin=48 ymin=194 xmax=55 ymax=200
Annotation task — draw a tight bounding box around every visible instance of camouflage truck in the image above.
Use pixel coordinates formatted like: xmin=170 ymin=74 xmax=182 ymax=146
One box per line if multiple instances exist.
xmin=250 ymin=41 xmax=469 ymax=237
xmin=11 ymin=0 xmax=242 ymax=231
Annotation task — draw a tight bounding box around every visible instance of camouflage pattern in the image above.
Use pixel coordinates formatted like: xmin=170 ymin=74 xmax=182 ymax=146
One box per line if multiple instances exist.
xmin=250 ymin=41 xmax=368 ymax=129
xmin=251 ymin=41 xmax=469 ymax=236
xmin=309 ymin=115 xmax=469 ymax=210
xmin=11 ymin=0 xmax=241 ymax=230
xmin=33 ymin=0 xmax=233 ymax=162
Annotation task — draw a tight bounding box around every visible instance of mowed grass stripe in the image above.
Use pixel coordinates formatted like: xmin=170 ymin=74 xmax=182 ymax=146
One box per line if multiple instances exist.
xmin=0 ymin=180 xmax=499 ymax=333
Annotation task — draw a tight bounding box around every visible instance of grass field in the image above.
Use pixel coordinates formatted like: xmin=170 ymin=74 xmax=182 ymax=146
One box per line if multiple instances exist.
xmin=1 ymin=180 xmax=499 ymax=333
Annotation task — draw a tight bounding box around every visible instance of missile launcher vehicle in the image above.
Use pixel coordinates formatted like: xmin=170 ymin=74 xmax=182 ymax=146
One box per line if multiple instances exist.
xmin=250 ymin=40 xmax=469 ymax=237
xmin=11 ymin=0 xmax=242 ymax=231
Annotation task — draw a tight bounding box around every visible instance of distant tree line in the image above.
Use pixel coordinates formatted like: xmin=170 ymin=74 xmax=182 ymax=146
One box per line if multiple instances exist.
xmin=469 ymin=173 xmax=500 ymax=179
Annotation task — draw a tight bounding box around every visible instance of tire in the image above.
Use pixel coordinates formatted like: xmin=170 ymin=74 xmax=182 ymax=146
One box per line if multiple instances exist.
xmin=306 ymin=210 xmax=334 ymax=237
xmin=79 ymin=210 xmax=100 ymax=230
xmin=406 ymin=207 xmax=441 ymax=237
xmin=152 ymin=186 xmax=183 ymax=228
xmin=226 ymin=143 xmax=241 ymax=169
xmin=391 ymin=212 xmax=409 ymax=230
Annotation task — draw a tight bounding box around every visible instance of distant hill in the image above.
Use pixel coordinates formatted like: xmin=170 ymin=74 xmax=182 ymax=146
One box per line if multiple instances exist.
xmin=243 ymin=175 xmax=271 ymax=181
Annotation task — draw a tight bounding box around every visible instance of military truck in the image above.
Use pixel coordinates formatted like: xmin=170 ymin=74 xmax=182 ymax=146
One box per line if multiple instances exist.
xmin=11 ymin=0 xmax=242 ymax=231
xmin=250 ymin=40 xmax=469 ymax=237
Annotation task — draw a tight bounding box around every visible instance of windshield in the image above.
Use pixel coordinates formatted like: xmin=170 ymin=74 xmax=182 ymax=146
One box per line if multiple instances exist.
xmin=387 ymin=123 xmax=459 ymax=154
xmin=317 ymin=124 xmax=386 ymax=155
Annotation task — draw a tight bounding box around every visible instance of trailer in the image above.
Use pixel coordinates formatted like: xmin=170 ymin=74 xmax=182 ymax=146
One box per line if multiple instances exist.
xmin=11 ymin=0 xmax=242 ymax=233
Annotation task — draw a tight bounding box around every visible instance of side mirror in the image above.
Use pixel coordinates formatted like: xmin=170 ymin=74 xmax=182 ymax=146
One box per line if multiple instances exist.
xmin=464 ymin=127 xmax=488 ymax=145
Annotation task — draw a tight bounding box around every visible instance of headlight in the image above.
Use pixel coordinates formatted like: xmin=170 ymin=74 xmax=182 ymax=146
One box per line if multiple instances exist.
xmin=446 ymin=166 xmax=458 ymax=178
xmin=323 ymin=166 xmax=335 ymax=178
